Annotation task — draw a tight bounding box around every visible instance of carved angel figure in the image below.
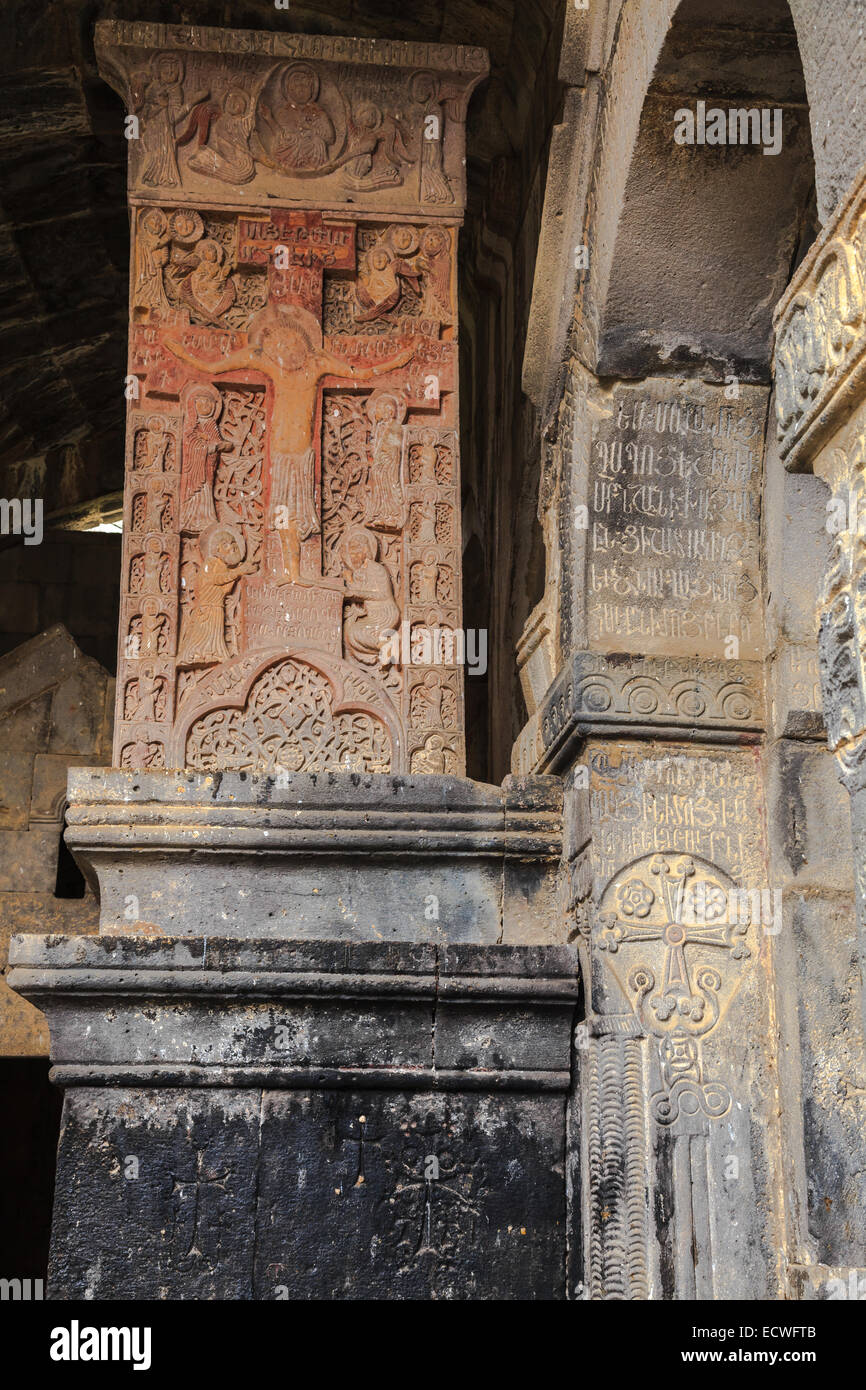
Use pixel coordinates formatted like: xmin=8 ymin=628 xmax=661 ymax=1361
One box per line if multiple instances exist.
xmin=187 ymin=87 xmax=257 ymax=184
xmin=343 ymin=101 xmax=414 ymax=191
xmin=355 ymin=245 xmax=422 ymax=324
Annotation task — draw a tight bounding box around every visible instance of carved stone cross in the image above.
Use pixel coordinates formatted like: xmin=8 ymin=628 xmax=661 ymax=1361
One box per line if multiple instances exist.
xmin=97 ymin=20 xmax=487 ymax=777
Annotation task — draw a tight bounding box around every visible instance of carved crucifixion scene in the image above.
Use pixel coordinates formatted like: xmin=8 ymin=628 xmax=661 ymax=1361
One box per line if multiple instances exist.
xmin=106 ymin=24 xmax=484 ymax=775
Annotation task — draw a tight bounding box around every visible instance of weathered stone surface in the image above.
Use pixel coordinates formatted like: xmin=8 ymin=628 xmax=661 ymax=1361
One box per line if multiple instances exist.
xmin=9 ymin=935 xmax=579 ymax=1300
xmin=62 ymin=767 xmax=564 ymax=944
xmin=513 ymin=650 xmax=763 ymax=776
xmin=586 ymin=379 xmax=766 ymax=661
xmin=0 ymin=627 xmax=113 ymax=1055
xmin=9 ymin=0 xmax=866 ymax=1307
xmin=578 ymin=739 xmax=782 ymax=1299
xmin=97 ymin=22 xmax=487 ymax=779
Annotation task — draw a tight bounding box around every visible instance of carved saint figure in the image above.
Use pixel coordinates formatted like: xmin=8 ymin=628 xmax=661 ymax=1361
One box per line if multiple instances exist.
xmin=410 ymin=670 xmax=444 ymax=728
xmin=137 ymin=416 xmax=172 ymax=472
xmin=259 ymin=64 xmax=334 ymax=172
xmin=180 ymin=390 xmax=223 ymax=534
xmin=139 ymin=536 xmax=168 ymax=596
xmin=412 ymin=549 xmax=439 ymax=604
xmin=419 ymin=227 xmax=452 ymax=319
xmin=411 ymin=489 xmax=437 ymax=545
xmin=135 ymin=208 xmax=172 ymax=313
xmin=177 ymin=524 xmax=255 ymax=666
xmin=187 ymin=87 xmax=256 ymax=184
xmin=135 ymin=54 xmax=208 ymax=189
xmin=165 ymin=308 xmax=414 ymax=584
xmin=410 ymin=72 xmax=455 ymax=206
xmin=410 ymin=733 xmax=456 ymax=774
xmin=365 ymin=390 xmax=407 ymax=529
xmin=126 ymin=665 xmax=164 ymax=723
xmin=121 ymin=737 xmax=163 ymax=771
xmin=413 ymin=429 xmax=439 ymax=482
xmin=341 ymin=526 xmax=400 ymax=667
xmin=142 ymin=476 xmax=170 ymax=534
xmin=139 ymin=597 xmax=167 ymax=657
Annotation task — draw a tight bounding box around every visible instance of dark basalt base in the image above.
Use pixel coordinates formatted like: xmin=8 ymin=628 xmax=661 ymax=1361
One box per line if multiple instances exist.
xmin=9 ymin=934 xmax=581 ymax=1300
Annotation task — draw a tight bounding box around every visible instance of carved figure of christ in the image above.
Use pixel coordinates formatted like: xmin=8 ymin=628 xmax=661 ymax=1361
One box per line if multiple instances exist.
xmin=164 ymin=323 xmax=414 ymax=582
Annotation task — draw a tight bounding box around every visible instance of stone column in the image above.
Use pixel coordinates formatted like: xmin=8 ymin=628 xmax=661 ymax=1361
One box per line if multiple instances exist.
xmin=774 ymin=159 xmax=866 ymax=1034
xmin=515 ymin=362 xmax=782 ymax=1299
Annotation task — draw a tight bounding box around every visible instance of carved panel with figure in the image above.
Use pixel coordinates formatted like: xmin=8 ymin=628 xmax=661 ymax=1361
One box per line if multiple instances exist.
xmin=96 ymin=22 xmax=488 ymax=218
xmin=105 ymin=26 xmax=477 ymax=772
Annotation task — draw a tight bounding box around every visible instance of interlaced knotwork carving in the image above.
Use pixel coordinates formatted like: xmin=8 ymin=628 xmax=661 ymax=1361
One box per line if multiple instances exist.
xmin=185 ymin=657 xmax=391 ymax=772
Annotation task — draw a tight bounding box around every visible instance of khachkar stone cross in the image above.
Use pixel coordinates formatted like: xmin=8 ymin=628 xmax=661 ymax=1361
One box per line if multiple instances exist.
xmin=97 ymin=21 xmax=487 ymax=777
xmin=596 ymin=852 xmax=753 ymax=1124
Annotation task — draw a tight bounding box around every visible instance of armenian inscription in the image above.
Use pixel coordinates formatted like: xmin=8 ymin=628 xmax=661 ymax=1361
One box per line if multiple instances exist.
xmin=587 ymin=381 xmax=766 ymax=660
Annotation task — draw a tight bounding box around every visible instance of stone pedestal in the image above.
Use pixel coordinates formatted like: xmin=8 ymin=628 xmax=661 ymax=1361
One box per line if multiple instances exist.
xmin=61 ymin=768 xmax=563 ymax=944
xmin=9 ymin=933 xmax=580 ymax=1300
xmin=8 ymin=766 xmax=574 ymax=1297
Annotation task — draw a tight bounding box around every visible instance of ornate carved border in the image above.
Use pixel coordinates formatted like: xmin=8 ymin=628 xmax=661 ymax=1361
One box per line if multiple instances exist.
xmin=513 ymin=652 xmax=764 ymax=774
xmin=774 ymin=158 xmax=866 ymax=470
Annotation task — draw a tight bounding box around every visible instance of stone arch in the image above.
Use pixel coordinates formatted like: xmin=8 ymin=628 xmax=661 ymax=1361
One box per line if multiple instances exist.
xmin=590 ymin=0 xmax=818 ymax=380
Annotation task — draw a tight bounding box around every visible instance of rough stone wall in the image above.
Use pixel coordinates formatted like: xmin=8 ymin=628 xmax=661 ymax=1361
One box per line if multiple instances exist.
xmin=525 ymin=0 xmax=866 ymax=424
xmin=788 ymin=0 xmax=866 ymax=223
xmin=0 ymin=530 xmax=120 ymax=673
xmin=0 ymin=625 xmax=114 ymax=1055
